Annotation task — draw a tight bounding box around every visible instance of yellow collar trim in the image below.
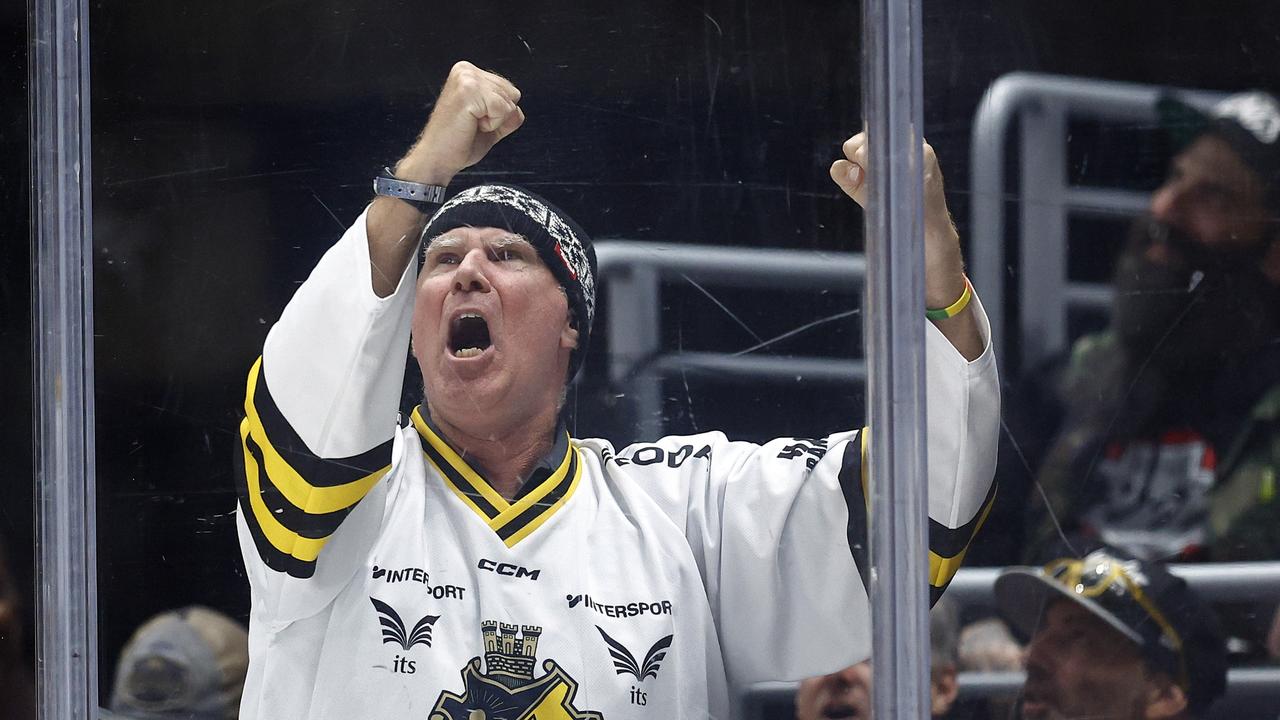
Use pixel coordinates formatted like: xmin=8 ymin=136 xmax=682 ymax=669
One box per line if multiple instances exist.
xmin=410 ymin=408 xmax=579 ymax=544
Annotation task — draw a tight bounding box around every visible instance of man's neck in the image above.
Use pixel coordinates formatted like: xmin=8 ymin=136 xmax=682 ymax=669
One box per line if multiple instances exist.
xmin=427 ymin=405 xmax=560 ymax=501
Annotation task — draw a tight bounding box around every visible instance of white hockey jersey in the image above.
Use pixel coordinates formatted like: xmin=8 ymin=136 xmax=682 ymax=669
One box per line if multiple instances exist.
xmin=234 ymin=209 xmax=1000 ymax=720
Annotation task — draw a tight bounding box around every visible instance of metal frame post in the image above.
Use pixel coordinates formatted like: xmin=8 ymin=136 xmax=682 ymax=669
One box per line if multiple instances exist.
xmin=605 ymin=264 xmax=663 ymax=439
xmin=31 ymin=0 xmax=98 ymax=716
xmin=1018 ymin=101 xmax=1068 ymax=361
xmin=862 ymin=0 xmax=932 ymax=716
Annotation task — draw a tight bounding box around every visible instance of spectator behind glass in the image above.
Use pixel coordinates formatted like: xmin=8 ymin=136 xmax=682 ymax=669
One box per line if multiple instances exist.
xmin=0 ymin=533 xmax=34 ymax=720
xmin=794 ymin=598 xmax=961 ymax=720
xmin=995 ymin=547 xmax=1228 ymax=720
xmin=987 ymin=89 xmax=1280 ymax=657
xmin=101 ymin=606 xmax=248 ymax=720
xmin=1024 ymin=89 xmax=1280 ymax=562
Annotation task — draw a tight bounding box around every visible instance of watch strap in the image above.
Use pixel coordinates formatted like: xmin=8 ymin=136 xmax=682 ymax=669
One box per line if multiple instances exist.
xmin=373 ymin=167 xmax=447 ymax=208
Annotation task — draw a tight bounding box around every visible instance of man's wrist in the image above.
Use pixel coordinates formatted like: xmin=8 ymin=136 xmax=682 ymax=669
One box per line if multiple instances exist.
xmin=392 ymin=156 xmax=457 ymax=188
xmin=374 ymin=168 xmax=447 ymax=210
xmin=926 ymin=275 xmax=973 ymax=321
xmin=925 ymin=266 xmax=968 ymax=309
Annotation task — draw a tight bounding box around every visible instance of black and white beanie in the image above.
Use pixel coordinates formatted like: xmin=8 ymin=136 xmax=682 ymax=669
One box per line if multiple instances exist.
xmin=420 ymin=184 xmax=597 ymax=379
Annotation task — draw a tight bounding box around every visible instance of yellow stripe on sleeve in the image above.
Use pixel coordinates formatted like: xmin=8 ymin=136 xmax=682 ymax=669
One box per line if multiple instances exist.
xmin=240 ymin=418 xmax=329 ymax=563
xmin=243 ymin=358 xmax=388 ymax=515
xmin=928 ymin=490 xmax=996 ymax=589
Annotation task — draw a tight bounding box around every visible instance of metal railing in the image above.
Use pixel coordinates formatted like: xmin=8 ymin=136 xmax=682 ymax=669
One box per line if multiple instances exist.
xmin=738 ymin=561 xmax=1280 ymax=716
xmin=742 ymin=668 xmax=1280 ymax=716
xmin=595 ymin=241 xmax=867 ymax=440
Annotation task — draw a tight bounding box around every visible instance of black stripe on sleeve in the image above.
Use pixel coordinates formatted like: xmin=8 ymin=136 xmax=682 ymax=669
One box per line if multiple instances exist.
xmin=234 ymin=430 xmax=318 ymax=579
xmin=245 ymin=433 xmax=357 ymax=540
xmin=837 ymin=433 xmax=871 ymax=594
xmin=928 ymin=479 xmax=999 ymax=559
xmin=251 ymin=365 xmax=392 ymax=486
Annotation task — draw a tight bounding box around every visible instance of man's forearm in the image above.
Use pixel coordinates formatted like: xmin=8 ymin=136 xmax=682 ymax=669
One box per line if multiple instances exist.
xmin=366 ymin=196 xmax=433 ymax=298
xmin=364 ymin=61 xmax=524 ymax=297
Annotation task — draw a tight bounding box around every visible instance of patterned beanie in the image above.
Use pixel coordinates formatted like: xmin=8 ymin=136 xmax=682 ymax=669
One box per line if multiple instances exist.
xmin=420 ymin=184 xmax=597 ymax=380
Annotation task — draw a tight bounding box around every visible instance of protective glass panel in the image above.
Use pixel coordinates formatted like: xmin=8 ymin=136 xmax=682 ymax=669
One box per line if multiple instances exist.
xmin=927 ymin=3 xmax=1280 ymax=719
xmin=83 ymin=3 xmax=934 ymax=719
xmin=3 ymin=3 xmax=35 ymax=717
xmin=35 ymin=1 xmax=1277 ymax=719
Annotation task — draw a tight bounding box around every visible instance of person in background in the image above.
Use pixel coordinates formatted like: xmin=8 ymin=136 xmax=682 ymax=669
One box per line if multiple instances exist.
xmin=794 ymin=598 xmax=961 ymax=720
xmin=991 ymin=89 xmax=1280 ymax=658
xmin=101 ymin=606 xmax=249 ymax=720
xmin=0 ymin=534 xmax=34 ymax=720
xmin=994 ymin=546 xmax=1227 ymax=720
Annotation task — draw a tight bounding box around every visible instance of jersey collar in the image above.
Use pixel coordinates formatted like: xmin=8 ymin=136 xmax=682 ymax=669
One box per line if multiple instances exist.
xmin=410 ymin=406 xmax=582 ymax=547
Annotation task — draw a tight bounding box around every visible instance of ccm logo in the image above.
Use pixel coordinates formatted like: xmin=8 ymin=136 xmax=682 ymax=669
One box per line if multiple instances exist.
xmin=477 ymin=559 xmax=541 ymax=581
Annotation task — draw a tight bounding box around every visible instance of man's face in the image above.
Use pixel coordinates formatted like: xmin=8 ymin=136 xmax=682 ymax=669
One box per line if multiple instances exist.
xmin=411 ymin=227 xmax=578 ymax=437
xmin=1020 ymin=600 xmax=1151 ymax=720
xmin=1149 ymin=133 xmax=1270 ymax=265
xmin=1112 ymin=134 xmax=1278 ymax=361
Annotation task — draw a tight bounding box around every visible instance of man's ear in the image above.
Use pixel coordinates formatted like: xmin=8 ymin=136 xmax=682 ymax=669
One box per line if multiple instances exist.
xmin=930 ymin=665 xmax=960 ymax=717
xmin=1142 ymin=673 xmax=1188 ymax=720
xmin=560 ymin=317 xmax=580 ymax=350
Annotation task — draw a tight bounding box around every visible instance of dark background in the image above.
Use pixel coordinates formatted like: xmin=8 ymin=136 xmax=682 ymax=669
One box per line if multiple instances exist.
xmin=7 ymin=0 xmax=1280 ymax=704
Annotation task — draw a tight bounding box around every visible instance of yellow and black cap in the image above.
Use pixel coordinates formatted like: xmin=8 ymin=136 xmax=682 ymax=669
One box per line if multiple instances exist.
xmin=995 ymin=546 xmax=1227 ymax=714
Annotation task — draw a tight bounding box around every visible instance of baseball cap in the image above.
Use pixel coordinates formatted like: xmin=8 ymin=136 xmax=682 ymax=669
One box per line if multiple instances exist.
xmin=101 ymin=606 xmax=249 ymax=720
xmin=994 ymin=548 xmax=1228 ymax=714
xmin=1158 ymin=89 xmax=1280 ymax=208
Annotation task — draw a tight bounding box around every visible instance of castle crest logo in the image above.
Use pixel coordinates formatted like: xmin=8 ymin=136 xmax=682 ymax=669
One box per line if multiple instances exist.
xmin=431 ymin=620 xmax=602 ymax=720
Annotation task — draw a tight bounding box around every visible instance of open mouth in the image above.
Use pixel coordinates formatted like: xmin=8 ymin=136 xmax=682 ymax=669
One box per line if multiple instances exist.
xmin=449 ymin=314 xmax=492 ymax=358
xmin=822 ymin=704 xmax=857 ymax=719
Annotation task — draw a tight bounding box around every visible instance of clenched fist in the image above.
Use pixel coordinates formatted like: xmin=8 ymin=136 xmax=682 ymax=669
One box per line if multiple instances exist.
xmin=830 ymin=132 xmax=985 ymax=360
xmin=395 ymin=61 xmax=525 ymax=186
xmin=829 ymin=132 xmax=967 ymax=311
xmin=366 ymin=61 xmax=525 ymax=296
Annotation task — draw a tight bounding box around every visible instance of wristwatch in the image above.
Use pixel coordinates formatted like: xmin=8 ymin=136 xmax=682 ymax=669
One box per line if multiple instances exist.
xmin=373 ymin=167 xmax=447 ymax=210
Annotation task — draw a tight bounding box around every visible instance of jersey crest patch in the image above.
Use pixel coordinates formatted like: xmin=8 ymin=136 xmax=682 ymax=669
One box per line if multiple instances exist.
xmin=431 ymin=620 xmax=602 ymax=720
xmin=370 ymin=597 xmax=439 ymax=650
xmin=595 ymin=626 xmax=673 ymax=681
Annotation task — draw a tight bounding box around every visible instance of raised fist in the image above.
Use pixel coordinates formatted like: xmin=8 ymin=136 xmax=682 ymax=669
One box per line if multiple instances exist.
xmin=396 ymin=61 xmax=525 ymax=185
xmin=830 ymin=132 xmax=966 ymax=309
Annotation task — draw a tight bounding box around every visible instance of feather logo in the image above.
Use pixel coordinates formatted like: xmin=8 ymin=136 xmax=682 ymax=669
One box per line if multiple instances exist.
xmin=370 ymin=597 xmax=439 ymax=650
xmin=595 ymin=626 xmax=673 ymax=681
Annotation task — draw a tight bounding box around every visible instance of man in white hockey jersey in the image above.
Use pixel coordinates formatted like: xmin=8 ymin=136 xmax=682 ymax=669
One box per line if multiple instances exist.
xmin=234 ymin=61 xmax=999 ymax=719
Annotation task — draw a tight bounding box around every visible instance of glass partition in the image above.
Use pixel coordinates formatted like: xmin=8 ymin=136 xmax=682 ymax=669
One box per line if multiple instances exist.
xmin=3 ymin=2 xmax=34 ymax=718
xmin=79 ymin=2 xmax=917 ymax=719
xmin=27 ymin=1 xmax=1280 ymax=719
xmin=925 ymin=3 xmax=1280 ymax=719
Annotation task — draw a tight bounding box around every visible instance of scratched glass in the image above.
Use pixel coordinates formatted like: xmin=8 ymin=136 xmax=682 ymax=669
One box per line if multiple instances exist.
xmin=85 ymin=3 xmax=875 ymax=717
xmin=932 ymin=3 xmax=1280 ymax=719
xmin=14 ymin=1 xmax=1280 ymax=719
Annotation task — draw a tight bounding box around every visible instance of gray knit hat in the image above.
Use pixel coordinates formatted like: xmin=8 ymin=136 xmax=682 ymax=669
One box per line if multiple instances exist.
xmin=102 ymin=606 xmax=249 ymax=720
